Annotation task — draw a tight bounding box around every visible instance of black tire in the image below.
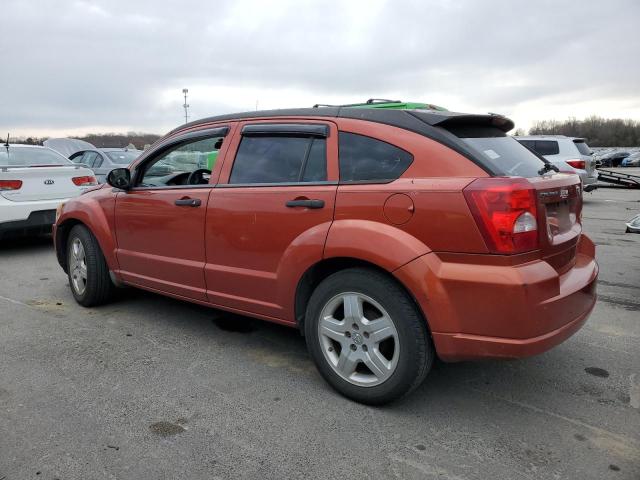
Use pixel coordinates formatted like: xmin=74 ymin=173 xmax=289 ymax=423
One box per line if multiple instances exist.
xmin=304 ymin=267 xmax=433 ymax=405
xmin=66 ymin=224 xmax=115 ymax=307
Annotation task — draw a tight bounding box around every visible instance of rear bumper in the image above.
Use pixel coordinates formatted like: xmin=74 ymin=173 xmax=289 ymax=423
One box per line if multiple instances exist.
xmin=0 ymin=196 xmax=68 ymax=224
xmin=431 ymin=290 xmax=594 ymax=361
xmin=394 ymin=235 xmax=598 ymax=361
xmin=0 ymin=209 xmax=56 ymax=237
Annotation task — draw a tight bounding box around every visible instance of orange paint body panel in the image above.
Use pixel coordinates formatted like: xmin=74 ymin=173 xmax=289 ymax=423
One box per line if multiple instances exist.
xmin=53 ymin=112 xmax=598 ymax=363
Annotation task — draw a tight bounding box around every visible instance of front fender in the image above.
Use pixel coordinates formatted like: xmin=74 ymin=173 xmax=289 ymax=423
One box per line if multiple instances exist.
xmin=323 ymin=219 xmax=431 ymax=271
xmin=56 ymin=192 xmax=119 ymax=273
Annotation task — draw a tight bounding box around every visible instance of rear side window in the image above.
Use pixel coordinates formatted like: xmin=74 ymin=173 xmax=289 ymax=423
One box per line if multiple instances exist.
xmin=229 ymin=136 xmax=327 ymax=184
xmin=339 ymin=132 xmax=413 ymax=182
xmin=517 ymin=140 xmax=559 ymax=156
xmin=462 ymin=136 xmax=545 ymax=178
xmin=534 ymin=140 xmax=559 ymax=156
xmin=573 ymin=140 xmax=591 ymax=156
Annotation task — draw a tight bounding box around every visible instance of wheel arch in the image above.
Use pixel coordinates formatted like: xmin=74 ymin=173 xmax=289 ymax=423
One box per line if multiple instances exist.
xmin=55 ymin=211 xmax=118 ymax=275
xmin=294 ymin=257 xmax=432 ymax=337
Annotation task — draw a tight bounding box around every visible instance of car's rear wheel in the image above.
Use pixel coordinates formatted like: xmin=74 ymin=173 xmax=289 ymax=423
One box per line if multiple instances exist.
xmin=67 ymin=224 xmax=114 ymax=307
xmin=304 ymin=268 xmax=433 ymax=405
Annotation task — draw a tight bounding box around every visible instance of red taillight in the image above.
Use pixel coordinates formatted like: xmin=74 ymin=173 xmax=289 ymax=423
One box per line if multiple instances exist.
xmin=463 ymin=178 xmax=539 ymax=254
xmin=0 ymin=180 xmax=23 ymax=190
xmin=565 ymin=159 xmax=585 ymax=170
xmin=72 ymin=176 xmax=97 ymax=186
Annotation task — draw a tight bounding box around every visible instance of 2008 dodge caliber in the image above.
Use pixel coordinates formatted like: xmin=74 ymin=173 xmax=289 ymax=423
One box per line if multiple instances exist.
xmin=53 ymin=107 xmax=598 ymax=404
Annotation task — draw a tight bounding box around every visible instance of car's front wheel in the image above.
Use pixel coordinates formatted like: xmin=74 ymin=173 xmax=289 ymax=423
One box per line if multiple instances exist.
xmin=304 ymin=268 xmax=433 ymax=405
xmin=67 ymin=224 xmax=115 ymax=307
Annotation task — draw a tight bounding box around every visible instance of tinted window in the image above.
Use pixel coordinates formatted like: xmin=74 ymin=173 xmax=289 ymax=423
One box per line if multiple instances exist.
xmin=229 ymin=136 xmax=327 ymax=184
xmin=461 ymin=137 xmax=545 ymax=177
xmin=518 ymin=140 xmax=536 ymax=150
xmin=534 ymin=140 xmax=559 ymax=156
xmin=573 ymin=140 xmax=591 ymax=156
xmin=0 ymin=147 xmax=72 ymax=166
xmin=338 ymin=132 xmax=413 ymax=182
xmin=302 ymin=138 xmax=327 ymax=182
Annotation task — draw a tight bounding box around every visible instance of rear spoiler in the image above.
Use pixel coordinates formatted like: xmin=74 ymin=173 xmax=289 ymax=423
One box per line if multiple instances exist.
xmin=409 ymin=111 xmax=515 ymax=133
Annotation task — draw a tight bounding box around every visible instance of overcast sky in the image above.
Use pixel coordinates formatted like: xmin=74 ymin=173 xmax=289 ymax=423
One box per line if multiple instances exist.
xmin=1 ymin=0 xmax=639 ymax=137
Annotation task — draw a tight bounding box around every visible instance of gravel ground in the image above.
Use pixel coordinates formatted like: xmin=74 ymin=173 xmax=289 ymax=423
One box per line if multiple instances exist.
xmin=0 ymin=186 xmax=639 ymax=479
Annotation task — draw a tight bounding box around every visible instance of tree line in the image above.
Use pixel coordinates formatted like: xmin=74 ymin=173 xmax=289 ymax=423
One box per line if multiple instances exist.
xmin=8 ymin=132 xmax=161 ymax=150
xmin=523 ymin=116 xmax=640 ymax=147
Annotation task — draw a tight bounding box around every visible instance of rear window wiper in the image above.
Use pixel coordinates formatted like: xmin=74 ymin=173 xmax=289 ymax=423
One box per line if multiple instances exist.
xmin=538 ymin=162 xmax=559 ymax=176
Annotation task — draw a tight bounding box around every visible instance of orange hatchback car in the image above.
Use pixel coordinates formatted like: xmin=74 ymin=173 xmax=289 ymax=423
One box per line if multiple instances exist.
xmin=54 ymin=107 xmax=598 ymax=404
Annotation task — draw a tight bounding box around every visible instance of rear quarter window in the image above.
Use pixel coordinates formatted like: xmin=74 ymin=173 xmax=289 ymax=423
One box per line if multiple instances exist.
xmin=573 ymin=140 xmax=591 ymax=156
xmin=338 ymin=132 xmax=413 ymax=182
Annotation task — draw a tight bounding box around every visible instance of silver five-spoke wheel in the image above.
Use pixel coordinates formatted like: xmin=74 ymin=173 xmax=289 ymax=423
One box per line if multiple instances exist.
xmin=318 ymin=292 xmax=399 ymax=387
xmin=69 ymin=237 xmax=88 ymax=295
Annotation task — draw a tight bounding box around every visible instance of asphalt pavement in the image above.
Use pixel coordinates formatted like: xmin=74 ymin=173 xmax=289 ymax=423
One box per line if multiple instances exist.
xmin=1 ymin=185 xmax=639 ymax=479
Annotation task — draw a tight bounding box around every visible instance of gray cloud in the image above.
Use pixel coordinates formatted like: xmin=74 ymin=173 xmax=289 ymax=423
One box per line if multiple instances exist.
xmin=1 ymin=0 xmax=639 ymax=135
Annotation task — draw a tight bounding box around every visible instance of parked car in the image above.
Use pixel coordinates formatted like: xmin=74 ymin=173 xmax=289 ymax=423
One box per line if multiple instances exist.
xmin=597 ymin=151 xmax=630 ymax=168
xmin=621 ymin=152 xmax=640 ymax=167
xmin=0 ymin=144 xmax=96 ymax=239
xmin=44 ymin=139 xmax=142 ymax=184
xmin=515 ymin=135 xmax=598 ymax=191
xmin=626 ymin=214 xmax=640 ymax=233
xmin=53 ymin=107 xmax=598 ymax=404
xmin=69 ymin=148 xmax=142 ymax=183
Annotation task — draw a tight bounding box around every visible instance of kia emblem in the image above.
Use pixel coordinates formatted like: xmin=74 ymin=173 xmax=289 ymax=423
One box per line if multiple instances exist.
xmin=44 ymin=179 xmax=55 ymax=185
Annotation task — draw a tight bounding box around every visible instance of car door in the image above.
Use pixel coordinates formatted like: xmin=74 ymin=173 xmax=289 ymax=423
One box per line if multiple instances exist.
xmin=204 ymin=121 xmax=339 ymax=321
xmin=114 ymin=126 xmax=231 ymax=301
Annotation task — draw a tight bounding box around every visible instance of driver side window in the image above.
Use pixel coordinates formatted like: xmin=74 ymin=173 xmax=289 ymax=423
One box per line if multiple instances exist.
xmin=139 ymin=136 xmax=223 ymax=187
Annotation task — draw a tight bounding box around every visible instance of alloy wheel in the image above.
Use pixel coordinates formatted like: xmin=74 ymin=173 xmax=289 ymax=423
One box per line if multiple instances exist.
xmin=318 ymin=292 xmax=399 ymax=387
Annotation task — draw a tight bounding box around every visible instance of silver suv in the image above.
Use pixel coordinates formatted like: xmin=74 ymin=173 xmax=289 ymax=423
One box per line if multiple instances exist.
xmin=515 ymin=136 xmax=598 ymax=191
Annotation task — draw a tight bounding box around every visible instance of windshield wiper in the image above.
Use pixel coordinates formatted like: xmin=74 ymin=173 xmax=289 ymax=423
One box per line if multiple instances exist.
xmin=538 ymin=162 xmax=559 ymax=176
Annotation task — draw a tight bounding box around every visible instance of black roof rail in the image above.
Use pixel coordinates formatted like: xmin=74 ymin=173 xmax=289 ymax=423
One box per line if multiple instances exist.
xmin=366 ymin=98 xmax=401 ymax=104
xmin=313 ymin=99 xmax=403 ymax=108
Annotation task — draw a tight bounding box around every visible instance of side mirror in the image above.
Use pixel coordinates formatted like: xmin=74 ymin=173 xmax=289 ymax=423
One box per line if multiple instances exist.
xmin=107 ymin=168 xmax=131 ymax=190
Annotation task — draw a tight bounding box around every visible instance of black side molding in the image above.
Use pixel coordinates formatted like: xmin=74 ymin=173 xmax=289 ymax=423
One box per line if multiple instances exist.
xmin=242 ymin=123 xmax=329 ymax=137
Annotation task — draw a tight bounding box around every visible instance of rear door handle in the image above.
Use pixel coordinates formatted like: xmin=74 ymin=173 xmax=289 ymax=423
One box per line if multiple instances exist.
xmin=175 ymin=198 xmax=201 ymax=207
xmin=285 ymin=199 xmax=325 ymax=209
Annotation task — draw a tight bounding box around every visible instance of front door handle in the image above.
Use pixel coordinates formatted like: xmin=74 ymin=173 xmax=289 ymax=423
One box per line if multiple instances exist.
xmin=175 ymin=197 xmax=201 ymax=207
xmin=285 ymin=199 xmax=325 ymax=209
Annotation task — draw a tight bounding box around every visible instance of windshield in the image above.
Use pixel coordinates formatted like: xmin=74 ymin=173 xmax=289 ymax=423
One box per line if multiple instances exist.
xmin=106 ymin=150 xmax=140 ymax=164
xmin=461 ymin=136 xmax=546 ymax=177
xmin=0 ymin=146 xmax=72 ymax=166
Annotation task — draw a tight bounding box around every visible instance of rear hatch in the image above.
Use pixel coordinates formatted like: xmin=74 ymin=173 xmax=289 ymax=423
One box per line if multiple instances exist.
xmin=437 ymin=122 xmax=582 ymax=272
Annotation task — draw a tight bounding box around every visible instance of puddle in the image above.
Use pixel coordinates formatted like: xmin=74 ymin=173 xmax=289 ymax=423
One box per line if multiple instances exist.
xmin=585 ymin=367 xmax=610 ymax=378
xmin=149 ymin=421 xmax=185 ymax=437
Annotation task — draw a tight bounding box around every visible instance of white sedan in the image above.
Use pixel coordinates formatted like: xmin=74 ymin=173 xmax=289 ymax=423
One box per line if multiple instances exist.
xmin=0 ymin=144 xmax=97 ymax=239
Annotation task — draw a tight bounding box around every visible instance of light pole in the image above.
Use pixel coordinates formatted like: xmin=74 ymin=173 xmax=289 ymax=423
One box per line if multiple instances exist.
xmin=182 ymin=88 xmax=190 ymax=124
